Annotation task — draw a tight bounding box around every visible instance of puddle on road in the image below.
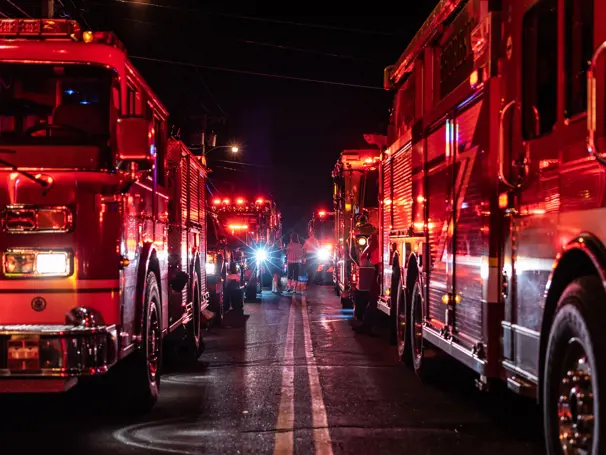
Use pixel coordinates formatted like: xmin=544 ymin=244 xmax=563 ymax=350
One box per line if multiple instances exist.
xmin=162 ymin=373 xmax=216 ymax=385
xmin=114 ymin=418 xmax=226 ymax=454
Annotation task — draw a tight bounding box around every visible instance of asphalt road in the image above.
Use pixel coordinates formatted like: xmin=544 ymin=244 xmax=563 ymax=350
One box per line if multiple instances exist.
xmin=0 ymin=286 xmax=544 ymax=455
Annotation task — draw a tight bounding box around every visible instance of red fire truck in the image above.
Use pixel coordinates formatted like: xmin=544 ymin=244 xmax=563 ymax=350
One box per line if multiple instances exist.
xmin=332 ymin=149 xmax=380 ymax=309
xmin=0 ymin=19 xmax=207 ymax=412
xmin=307 ymin=209 xmax=335 ymax=284
xmin=376 ymin=0 xmax=606 ymax=451
xmin=210 ymin=197 xmax=282 ymax=300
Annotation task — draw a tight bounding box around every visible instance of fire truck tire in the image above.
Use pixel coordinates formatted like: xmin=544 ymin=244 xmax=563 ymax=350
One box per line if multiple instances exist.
xmin=410 ymin=279 xmax=436 ymax=381
xmin=396 ymin=287 xmax=412 ymax=366
xmin=543 ymin=276 xmax=606 ymax=455
xmin=340 ymin=296 xmax=353 ymax=309
xmin=120 ymin=272 xmax=162 ymax=413
xmin=184 ymin=271 xmax=204 ymax=360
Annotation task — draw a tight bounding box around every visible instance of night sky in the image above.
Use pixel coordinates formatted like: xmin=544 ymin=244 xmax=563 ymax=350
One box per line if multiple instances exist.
xmin=10 ymin=1 xmax=439 ymax=236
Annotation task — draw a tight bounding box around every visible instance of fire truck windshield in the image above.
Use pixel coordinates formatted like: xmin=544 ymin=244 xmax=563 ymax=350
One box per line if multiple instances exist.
xmin=0 ymin=63 xmax=114 ymax=150
xmin=361 ymin=168 xmax=379 ymax=208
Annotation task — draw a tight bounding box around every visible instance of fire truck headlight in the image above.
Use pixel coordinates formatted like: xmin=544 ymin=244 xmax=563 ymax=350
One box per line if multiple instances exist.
xmin=256 ymin=249 xmax=268 ymax=262
xmin=36 ymin=252 xmax=69 ymax=276
xmin=206 ymin=262 xmax=216 ymax=275
xmin=357 ymin=236 xmax=367 ymax=246
xmin=317 ymin=248 xmax=330 ymax=261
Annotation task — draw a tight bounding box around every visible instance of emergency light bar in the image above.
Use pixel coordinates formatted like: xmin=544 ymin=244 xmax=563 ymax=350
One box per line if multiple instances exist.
xmin=0 ymin=19 xmax=80 ymax=38
xmin=0 ymin=19 xmax=126 ymax=51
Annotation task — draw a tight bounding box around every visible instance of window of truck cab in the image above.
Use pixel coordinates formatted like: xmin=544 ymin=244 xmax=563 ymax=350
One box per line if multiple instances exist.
xmin=0 ymin=63 xmax=118 ymax=168
xmin=521 ymin=0 xmax=557 ymax=139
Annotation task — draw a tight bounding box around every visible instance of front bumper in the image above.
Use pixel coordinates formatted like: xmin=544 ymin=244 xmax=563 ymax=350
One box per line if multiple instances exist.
xmin=0 ymin=322 xmax=118 ymax=391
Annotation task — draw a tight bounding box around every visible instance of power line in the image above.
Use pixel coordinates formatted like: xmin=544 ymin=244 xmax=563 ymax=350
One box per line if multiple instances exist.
xmin=5 ymin=0 xmax=31 ymax=17
xmin=111 ymin=17 xmax=374 ymax=63
xmin=130 ymin=55 xmax=384 ymax=91
xmin=195 ymin=68 xmax=227 ymax=116
xmin=234 ymin=39 xmax=372 ymax=62
xmin=112 ymin=0 xmax=395 ymax=36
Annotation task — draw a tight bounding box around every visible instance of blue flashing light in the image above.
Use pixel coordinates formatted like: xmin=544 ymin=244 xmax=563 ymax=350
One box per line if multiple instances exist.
xmin=64 ymin=89 xmax=75 ymax=95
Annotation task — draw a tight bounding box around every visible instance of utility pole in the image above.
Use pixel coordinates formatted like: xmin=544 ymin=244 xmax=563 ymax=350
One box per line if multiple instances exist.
xmin=42 ymin=0 xmax=54 ymax=18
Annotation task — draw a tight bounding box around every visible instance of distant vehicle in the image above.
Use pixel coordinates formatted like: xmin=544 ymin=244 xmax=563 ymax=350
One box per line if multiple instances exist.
xmin=307 ymin=210 xmax=335 ymax=284
xmin=332 ymin=149 xmax=380 ymax=311
xmin=210 ymin=197 xmax=283 ymax=301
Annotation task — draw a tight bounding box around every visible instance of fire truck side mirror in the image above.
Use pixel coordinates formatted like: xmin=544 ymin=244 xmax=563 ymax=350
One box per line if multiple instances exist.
xmin=115 ymin=117 xmax=154 ymax=164
xmin=169 ymin=271 xmax=189 ymax=293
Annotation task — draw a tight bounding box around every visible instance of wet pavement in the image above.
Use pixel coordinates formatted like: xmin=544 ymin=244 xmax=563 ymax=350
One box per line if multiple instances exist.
xmin=0 ymin=286 xmax=544 ymax=454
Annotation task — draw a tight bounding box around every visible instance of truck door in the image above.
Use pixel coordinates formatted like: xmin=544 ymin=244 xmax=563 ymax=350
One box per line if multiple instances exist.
xmin=500 ymin=0 xmax=562 ymax=379
xmin=426 ymin=120 xmax=454 ymax=332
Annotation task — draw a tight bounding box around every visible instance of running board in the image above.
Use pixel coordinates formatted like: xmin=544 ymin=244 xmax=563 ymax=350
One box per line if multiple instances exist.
xmin=506 ymin=376 xmax=537 ymax=398
xmin=378 ymin=297 xmax=391 ymax=316
xmin=422 ymin=326 xmax=486 ymax=375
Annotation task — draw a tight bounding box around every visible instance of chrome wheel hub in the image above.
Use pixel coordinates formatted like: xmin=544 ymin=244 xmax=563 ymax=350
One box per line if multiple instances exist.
xmin=558 ymin=340 xmax=594 ymax=455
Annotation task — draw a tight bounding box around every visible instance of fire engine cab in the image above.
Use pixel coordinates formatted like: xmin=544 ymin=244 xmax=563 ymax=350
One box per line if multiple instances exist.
xmin=0 ymin=19 xmax=208 ymax=412
xmin=376 ymin=0 xmax=606 ymax=452
xmin=332 ymin=149 xmax=380 ymax=309
xmin=210 ymin=197 xmax=282 ymax=300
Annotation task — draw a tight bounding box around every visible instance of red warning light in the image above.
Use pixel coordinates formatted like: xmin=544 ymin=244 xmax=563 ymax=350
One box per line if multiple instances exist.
xmin=213 ymin=199 xmax=221 ymax=205
xmin=236 ymin=198 xmax=244 ymax=205
xmin=318 ymin=210 xmax=326 ymax=217
xmin=255 ymin=198 xmax=264 ymax=204
xmin=222 ymin=198 xmax=230 ymax=204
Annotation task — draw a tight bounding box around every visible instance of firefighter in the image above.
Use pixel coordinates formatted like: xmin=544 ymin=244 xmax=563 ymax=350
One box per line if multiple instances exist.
xmin=224 ymin=249 xmax=244 ymax=314
xmin=285 ymin=233 xmax=304 ymax=293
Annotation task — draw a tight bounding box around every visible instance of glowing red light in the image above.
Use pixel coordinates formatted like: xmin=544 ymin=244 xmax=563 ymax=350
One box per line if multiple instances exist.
xmin=222 ymin=199 xmax=230 ymax=204
xmin=213 ymin=199 xmax=221 ymax=205
xmin=255 ymin=198 xmax=264 ymax=204
xmin=236 ymin=198 xmax=244 ymax=205
xmin=318 ymin=210 xmax=326 ymax=217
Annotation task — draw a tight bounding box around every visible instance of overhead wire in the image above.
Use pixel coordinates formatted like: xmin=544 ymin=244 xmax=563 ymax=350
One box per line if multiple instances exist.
xmin=5 ymin=0 xmax=31 ymax=17
xmin=130 ymin=55 xmax=384 ymax=91
xmin=112 ymin=0 xmax=395 ymax=36
xmin=109 ymin=17 xmax=374 ymax=63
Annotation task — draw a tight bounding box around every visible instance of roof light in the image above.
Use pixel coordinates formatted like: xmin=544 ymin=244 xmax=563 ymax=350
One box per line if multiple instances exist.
xmin=222 ymin=199 xmax=230 ymax=204
xmin=82 ymin=30 xmax=93 ymax=43
xmin=0 ymin=19 xmax=80 ymax=38
xmin=318 ymin=210 xmax=326 ymax=217
xmin=236 ymin=198 xmax=244 ymax=205
xmin=255 ymin=198 xmax=264 ymax=204
xmin=213 ymin=199 xmax=221 ymax=205
xmin=228 ymin=224 xmax=248 ymax=230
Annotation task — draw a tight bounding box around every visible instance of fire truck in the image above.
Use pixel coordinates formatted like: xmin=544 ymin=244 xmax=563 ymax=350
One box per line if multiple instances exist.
xmin=0 ymin=19 xmax=208 ymax=412
xmin=210 ymin=197 xmax=282 ymax=300
xmin=376 ymin=0 xmax=606 ymax=452
xmin=332 ymin=149 xmax=380 ymax=309
xmin=307 ymin=209 xmax=335 ymax=284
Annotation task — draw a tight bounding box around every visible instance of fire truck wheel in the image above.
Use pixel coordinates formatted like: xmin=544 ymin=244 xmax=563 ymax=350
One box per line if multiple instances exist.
xmin=543 ymin=276 xmax=606 ymax=455
xmin=121 ymin=272 xmax=162 ymax=413
xmin=410 ymin=280 xmax=433 ymax=380
xmin=396 ymin=287 xmax=412 ymax=366
xmin=184 ymin=271 xmax=204 ymax=360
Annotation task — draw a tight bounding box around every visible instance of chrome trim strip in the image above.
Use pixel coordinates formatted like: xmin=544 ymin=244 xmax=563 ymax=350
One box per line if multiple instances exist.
xmin=423 ymin=325 xmax=486 ymax=375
